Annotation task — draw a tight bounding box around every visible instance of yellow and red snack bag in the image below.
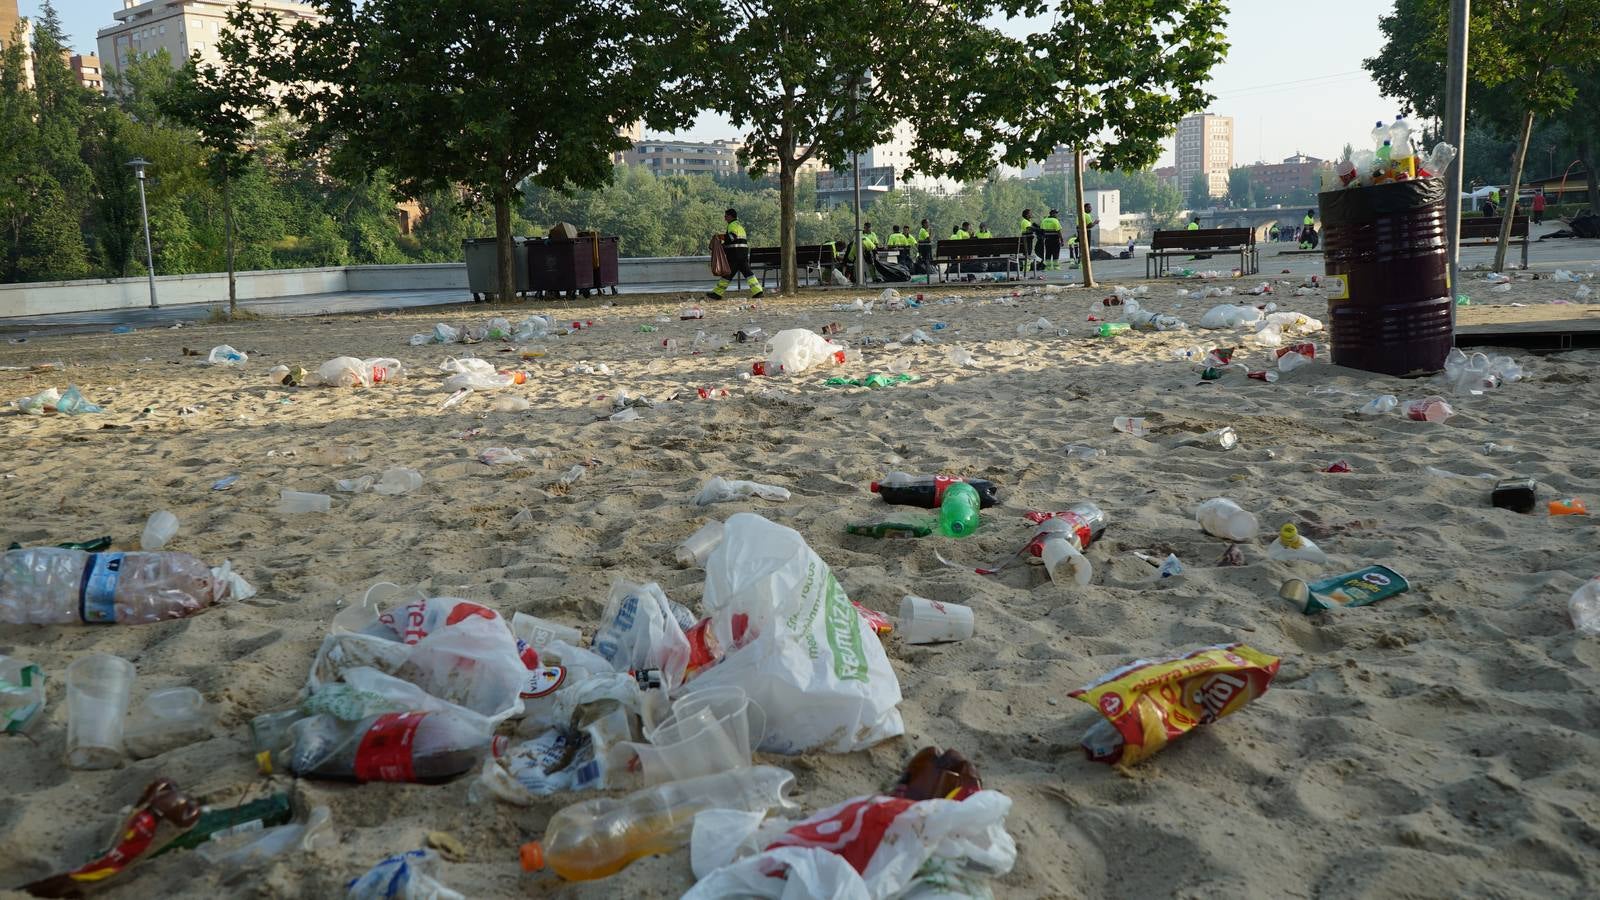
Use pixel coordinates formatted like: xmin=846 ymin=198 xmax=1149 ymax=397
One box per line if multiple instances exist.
xmin=1069 ymin=643 xmax=1280 ymax=766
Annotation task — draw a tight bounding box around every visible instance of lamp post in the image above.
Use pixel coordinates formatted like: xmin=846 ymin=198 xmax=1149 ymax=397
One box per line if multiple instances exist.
xmin=127 ymin=158 xmax=158 ymax=309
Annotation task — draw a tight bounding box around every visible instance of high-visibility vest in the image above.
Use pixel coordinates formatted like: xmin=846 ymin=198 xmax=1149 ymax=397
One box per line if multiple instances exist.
xmin=952 ymin=230 xmax=968 ymax=240
xmin=864 ymin=231 xmax=880 ymax=248
xmin=1083 ymin=212 xmax=1095 ymax=228
xmin=975 ymin=229 xmax=992 ymax=238
xmin=725 ymin=220 xmax=748 ymax=248
xmin=1187 ymin=221 xmax=1200 ymax=230
xmin=1041 ymin=216 xmax=1060 ymax=233
xmin=917 ymin=228 xmax=930 ymax=241
xmin=1302 ymin=214 xmax=1313 ymax=227
xmin=1018 ymin=217 xmax=1034 ymax=232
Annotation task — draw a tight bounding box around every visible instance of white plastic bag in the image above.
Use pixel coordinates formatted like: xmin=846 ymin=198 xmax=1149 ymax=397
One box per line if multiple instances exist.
xmin=592 ymin=580 xmax=691 ymax=690
xmin=347 ymin=849 xmax=463 ymax=900
xmin=685 ymin=791 xmax=1017 ymax=900
xmin=1198 ymin=304 xmax=1263 ymax=329
xmin=510 ymin=316 xmax=552 ymax=341
xmin=443 ymin=371 xmax=517 ymax=391
xmin=687 ymin=513 xmax=903 ymax=753
xmin=439 ymin=356 xmax=495 ymax=376
xmin=694 ymin=477 xmax=792 ymax=506
xmin=765 ymin=329 xmax=842 ymax=374
xmin=308 ymin=596 xmax=527 ymax=722
xmin=208 ymin=345 xmax=247 ymax=366
xmin=316 ymin=356 xmax=371 ymax=388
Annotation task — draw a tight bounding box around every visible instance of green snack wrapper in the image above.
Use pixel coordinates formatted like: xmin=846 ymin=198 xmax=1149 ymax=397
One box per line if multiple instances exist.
xmin=1302 ymin=565 xmax=1409 ymax=614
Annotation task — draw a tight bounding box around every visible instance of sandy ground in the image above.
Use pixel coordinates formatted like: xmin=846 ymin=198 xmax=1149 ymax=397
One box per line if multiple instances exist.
xmin=2 ymin=265 xmax=1599 ymax=899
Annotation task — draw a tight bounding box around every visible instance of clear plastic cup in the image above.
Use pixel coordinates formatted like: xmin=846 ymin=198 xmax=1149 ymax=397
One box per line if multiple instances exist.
xmin=668 ymin=686 xmax=766 ymax=760
xmin=674 ymin=521 xmax=725 ymax=568
xmin=626 ymin=706 xmax=746 ymax=785
xmin=279 ymin=490 xmax=332 ymax=513
xmin=66 ymin=653 xmax=136 ymax=769
xmin=374 ymin=467 xmax=423 ymax=496
xmin=125 ymin=686 xmax=213 ymax=759
xmin=898 ymin=596 xmax=975 ymax=644
xmin=140 ymin=510 xmax=179 ymax=550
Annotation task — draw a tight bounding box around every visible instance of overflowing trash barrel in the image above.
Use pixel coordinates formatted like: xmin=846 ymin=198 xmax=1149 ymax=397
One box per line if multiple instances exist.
xmin=1319 ymin=178 xmax=1453 ymax=376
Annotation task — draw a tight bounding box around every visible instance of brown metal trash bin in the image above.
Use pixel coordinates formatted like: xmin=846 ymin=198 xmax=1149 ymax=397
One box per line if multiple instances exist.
xmin=1320 ymin=178 xmax=1453 ymax=377
xmin=528 ymin=235 xmax=620 ymax=297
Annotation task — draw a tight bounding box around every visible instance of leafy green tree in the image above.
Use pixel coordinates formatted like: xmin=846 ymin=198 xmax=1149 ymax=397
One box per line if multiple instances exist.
xmin=690 ymin=0 xmax=1015 ymax=293
xmin=1188 ymin=172 xmax=1212 ymax=209
xmin=16 ymin=173 xmax=90 ymax=280
xmin=86 ymin=110 xmax=141 ymax=276
xmin=994 ymin=0 xmax=1228 ymax=286
xmin=1227 ymin=167 xmax=1256 ymax=209
xmin=228 ymin=0 xmax=706 ymax=303
xmin=0 ymin=25 xmax=38 ymax=282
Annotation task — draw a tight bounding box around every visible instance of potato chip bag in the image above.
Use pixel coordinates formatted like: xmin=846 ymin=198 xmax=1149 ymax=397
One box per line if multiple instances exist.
xmin=1070 ymin=643 xmax=1280 ymax=765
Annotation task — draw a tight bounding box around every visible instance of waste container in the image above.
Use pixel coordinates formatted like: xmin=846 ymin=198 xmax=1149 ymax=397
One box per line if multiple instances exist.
xmin=462 ymin=237 xmax=533 ymax=301
xmin=1320 ymin=178 xmax=1453 ymax=376
xmin=528 ymin=235 xmax=620 ymax=298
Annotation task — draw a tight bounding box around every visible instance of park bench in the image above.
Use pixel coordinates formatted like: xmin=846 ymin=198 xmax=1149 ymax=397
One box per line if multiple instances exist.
xmin=1146 ymin=228 xmax=1258 ymax=277
xmin=1459 ymin=216 xmax=1529 ymax=269
xmin=931 ymin=236 xmax=1027 ymax=282
xmin=749 ymin=244 xmax=840 ymax=288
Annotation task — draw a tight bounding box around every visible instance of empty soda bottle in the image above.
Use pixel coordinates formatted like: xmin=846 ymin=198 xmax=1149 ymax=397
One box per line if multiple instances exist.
xmin=938 ymin=482 xmax=982 ymax=537
xmin=1028 ymin=502 xmax=1109 ymax=586
xmin=520 ymin=766 xmax=794 ymax=881
xmin=267 ymin=711 xmax=505 ymax=783
xmin=870 ymin=473 xmax=998 ymax=509
xmin=0 ymin=550 xmax=251 ymax=625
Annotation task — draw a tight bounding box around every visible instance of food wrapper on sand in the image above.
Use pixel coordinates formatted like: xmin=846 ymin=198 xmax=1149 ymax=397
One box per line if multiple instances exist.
xmin=1070 ymin=643 xmax=1280 ymax=766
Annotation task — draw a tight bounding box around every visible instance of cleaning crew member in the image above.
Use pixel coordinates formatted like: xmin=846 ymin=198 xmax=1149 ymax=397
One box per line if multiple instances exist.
xmin=707 ymin=208 xmax=762 ymax=300
xmin=1040 ymin=209 xmax=1062 ymax=270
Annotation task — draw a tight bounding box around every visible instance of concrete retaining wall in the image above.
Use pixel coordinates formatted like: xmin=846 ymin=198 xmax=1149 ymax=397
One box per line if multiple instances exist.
xmin=0 ymin=257 xmax=713 ymax=320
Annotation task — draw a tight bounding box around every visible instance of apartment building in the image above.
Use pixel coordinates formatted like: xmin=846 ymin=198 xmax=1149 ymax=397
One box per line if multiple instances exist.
xmin=96 ymin=0 xmax=321 ymax=89
xmin=1175 ymin=113 xmax=1233 ymax=198
xmin=69 ymin=53 xmax=103 ymax=91
xmin=621 ymin=139 xmax=746 ymax=178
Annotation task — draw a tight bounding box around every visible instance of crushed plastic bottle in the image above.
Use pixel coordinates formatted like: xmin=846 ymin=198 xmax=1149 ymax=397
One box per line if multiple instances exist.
xmin=1359 ymin=394 xmax=1399 ymax=415
xmin=268 ymin=711 xmax=505 ymax=783
xmin=207 ymin=345 xmax=247 ymax=366
xmin=1 ymin=550 xmax=252 ymax=625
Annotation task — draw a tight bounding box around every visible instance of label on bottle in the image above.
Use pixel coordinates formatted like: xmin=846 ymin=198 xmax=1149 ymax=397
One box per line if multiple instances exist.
xmin=353 ymin=711 xmax=425 ymax=782
xmin=521 ymin=666 xmax=566 ymax=699
xmin=370 ymin=365 xmax=388 ymax=384
xmin=78 ymin=552 xmax=124 ymax=624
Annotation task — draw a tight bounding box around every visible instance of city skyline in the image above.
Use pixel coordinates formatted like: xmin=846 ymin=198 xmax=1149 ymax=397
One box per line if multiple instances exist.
xmin=33 ymin=0 xmax=1398 ymax=170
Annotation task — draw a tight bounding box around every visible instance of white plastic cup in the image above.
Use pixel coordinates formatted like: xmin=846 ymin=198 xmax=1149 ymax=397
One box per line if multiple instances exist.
xmin=279 ymin=490 xmax=332 ymax=513
xmin=628 ymin=705 xmax=746 ymax=784
xmin=669 ymin=686 xmax=766 ymax=761
xmin=140 ymin=510 xmax=179 ymax=550
xmin=674 ymin=521 xmax=725 ymax=568
xmin=66 ymin=653 xmax=136 ymax=769
xmin=124 ymin=686 xmax=212 ymax=759
xmin=898 ymin=595 xmax=975 ymax=644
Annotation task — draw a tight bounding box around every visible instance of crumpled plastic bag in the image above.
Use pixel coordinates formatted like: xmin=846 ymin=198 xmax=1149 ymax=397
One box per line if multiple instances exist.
xmin=15 ymin=385 xmax=103 ymax=415
xmin=510 ymin=316 xmax=552 ymax=341
xmin=684 ymin=791 xmax=1017 ymax=900
xmin=346 ymin=849 xmax=462 ymax=900
xmin=695 ymin=477 xmax=792 ymax=506
xmin=592 ymin=580 xmax=691 ymax=690
xmin=1198 ymin=304 xmax=1263 ymax=329
xmin=438 ymin=357 xmax=496 ymax=376
xmin=207 ymin=345 xmax=247 ymax=366
xmin=684 ymin=513 xmax=903 ymax=753
xmin=408 ymin=323 xmax=462 ymax=346
xmin=472 ymin=701 xmax=637 ymax=804
xmin=308 ymin=596 xmax=527 ymax=722
xmin=765 ymin=329 xmax=843 ymax=374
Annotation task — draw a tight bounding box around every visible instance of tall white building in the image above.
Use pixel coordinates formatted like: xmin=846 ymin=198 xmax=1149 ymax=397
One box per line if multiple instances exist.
xmin=1175 ymin=113 xmax=1233 ymax=198
xmin=96 ymin=0 xmax=321 ymax=91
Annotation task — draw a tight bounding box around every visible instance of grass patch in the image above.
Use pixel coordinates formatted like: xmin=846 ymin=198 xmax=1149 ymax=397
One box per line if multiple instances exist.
xmin=205 ymin=305 xmax=264 ymax=323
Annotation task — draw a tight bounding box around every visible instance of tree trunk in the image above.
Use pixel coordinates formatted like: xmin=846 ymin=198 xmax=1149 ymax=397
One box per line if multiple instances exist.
xmin=1579 ymin=139 xmax=1600 ymax=213
xmin=779 ymin=159 xmax=797 ymax=295
xmin=1073 ymin=147 xmax=1094 ymax=288
xmin=494 ymin=188 xmax=514 ymax=303
xmin=223 ymin=169 xmax=237 ymax=317
xmin=1493 ymin=110 xmax=1535 ymax=272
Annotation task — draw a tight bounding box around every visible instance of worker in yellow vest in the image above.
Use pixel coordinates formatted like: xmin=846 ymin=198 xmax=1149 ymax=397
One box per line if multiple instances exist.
xmin=707 ymin=207 xmax=762 ymax=300
xmin=1186 ymin=216 xmax=1201 ymax=230
xmin=1019 ymin=209 xmax=1041 ymax=277
xmin=1040 ymin=209 xmax=1062 ymax=270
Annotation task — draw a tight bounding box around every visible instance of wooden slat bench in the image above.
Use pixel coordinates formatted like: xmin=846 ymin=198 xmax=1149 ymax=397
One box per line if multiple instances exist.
xmin=1146 ymin=228 xmax=1258 ymax=277
xmin=749 ymin=244 xmax=841 ymax=288
xmin=931 ymin=236 xmax=1027 ymax=282
xmin=1459 ymin=216 xmax=1529 ymax=269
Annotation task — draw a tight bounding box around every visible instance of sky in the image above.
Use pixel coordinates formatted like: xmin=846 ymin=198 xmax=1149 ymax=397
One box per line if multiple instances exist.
xmin=37 ymin=0 xmax=1400 ymax=168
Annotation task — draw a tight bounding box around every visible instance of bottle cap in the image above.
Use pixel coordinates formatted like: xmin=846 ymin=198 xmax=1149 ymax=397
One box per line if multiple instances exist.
xmin=519 ymin=841 xmax=544 ymax=872
xmin=869 ymin=482 xmax=881 ymax=493
xmin=1279 ymin=524 xmax=1302 ymax=549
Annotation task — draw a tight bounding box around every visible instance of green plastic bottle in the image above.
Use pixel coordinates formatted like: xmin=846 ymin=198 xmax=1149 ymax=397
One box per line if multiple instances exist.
xmin=1096 ymin=323 xmax=1130 ymax=337
xmin=938 ymin=482 xmax=981 ymax=537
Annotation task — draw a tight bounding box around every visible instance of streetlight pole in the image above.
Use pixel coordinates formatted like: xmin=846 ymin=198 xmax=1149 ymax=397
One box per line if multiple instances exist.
xmin=1442 ymin=0 xmax=1469 ymax=308
xmin=128 ymin=158 xmax=158 ymax=309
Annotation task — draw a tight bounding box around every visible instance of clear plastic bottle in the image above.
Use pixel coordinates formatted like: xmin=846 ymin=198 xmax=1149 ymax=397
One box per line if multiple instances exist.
xmin=1390 ymin=119 xmax=1416 ymax=178
xmin=1570 ymin=578 xmax=1600 ymax=635
xmin=1370 ymin=120 xmax=1389 ymax=152
xmin=1360 ymin=394 xmax=1398 ymax=415
xmin=273 ymin=711 xmax=505 ymax=783
xmin=520 ymin=766 xmax=794 ymax=881
xmin=1196 ymin=498 xmax=1258 ymax=542
xmin=0 ymin=549 xmax=241 ymax=625
xmin=1112 ymin=415 xmax=1148 ymax=436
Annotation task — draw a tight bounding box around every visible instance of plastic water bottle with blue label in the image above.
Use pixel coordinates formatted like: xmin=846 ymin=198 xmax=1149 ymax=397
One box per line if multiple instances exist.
xmin=0 ymin=549 xmax=253 ymax=625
